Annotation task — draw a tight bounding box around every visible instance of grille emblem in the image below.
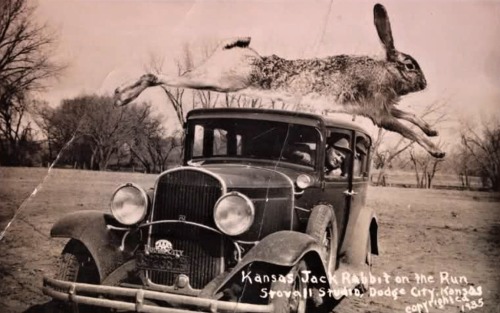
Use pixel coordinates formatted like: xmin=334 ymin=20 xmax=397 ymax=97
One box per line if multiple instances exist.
xmin=147 ymin=239 xmax=184 ymax=257
xmin=155 ymin=239 xmax=173 ymax=253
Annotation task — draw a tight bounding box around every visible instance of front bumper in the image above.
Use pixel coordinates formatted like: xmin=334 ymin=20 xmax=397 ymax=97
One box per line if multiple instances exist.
xmin=43 ymin=276 xmax=273 ymax=313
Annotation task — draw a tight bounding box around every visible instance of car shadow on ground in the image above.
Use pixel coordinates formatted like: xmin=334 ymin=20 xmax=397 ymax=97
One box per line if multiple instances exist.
xmin=22 ymin=301 xmax=58 ymax=313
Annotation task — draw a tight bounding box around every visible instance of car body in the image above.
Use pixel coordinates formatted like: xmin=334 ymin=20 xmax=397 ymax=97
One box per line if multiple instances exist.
xmin=43 ymin=108 xmax=378 ymax=313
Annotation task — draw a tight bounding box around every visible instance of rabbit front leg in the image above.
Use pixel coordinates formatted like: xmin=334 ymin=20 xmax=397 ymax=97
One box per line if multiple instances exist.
xmin=390 ymin=108 xmax=438 ymax=137
xmin=114 ymin=74 xmax=157 ymax=106
xmin=379 ymin=116 xmax=445 ymax=158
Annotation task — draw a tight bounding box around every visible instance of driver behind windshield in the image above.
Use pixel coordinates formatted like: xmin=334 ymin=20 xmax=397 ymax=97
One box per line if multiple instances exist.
xmin=283 ymin=143 xmax=313 ymax=166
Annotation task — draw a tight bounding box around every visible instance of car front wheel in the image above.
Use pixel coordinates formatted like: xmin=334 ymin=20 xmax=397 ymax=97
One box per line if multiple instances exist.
xmin=269 ymin=260 xmax=311 ymax=313
xmin=306 ymin=204 xmax=339 ymax=276
xmin=54 ymin=239 xmax=101 ymax=313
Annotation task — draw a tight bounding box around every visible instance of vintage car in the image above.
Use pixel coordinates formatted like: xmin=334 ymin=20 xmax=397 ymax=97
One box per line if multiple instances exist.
xmin=43 ymin=108 xmax=378 ymax=313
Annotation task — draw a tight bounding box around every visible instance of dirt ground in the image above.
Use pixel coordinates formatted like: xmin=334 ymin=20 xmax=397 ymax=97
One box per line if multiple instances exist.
xmin=0 ymin=167 xmax=499 ymax=313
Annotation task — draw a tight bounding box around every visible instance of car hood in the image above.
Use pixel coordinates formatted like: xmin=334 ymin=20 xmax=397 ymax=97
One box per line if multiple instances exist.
xmin=200 ymin=164 xmax=294 ymax=189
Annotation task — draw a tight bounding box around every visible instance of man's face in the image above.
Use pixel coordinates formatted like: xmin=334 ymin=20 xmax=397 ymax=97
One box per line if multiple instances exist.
xmin=327 ymin=147 xmax=346 ymax=169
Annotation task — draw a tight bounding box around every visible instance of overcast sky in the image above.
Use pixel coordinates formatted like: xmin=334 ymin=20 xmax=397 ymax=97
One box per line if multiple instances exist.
xmin=34 ymin=0 xmax=500 ymax=141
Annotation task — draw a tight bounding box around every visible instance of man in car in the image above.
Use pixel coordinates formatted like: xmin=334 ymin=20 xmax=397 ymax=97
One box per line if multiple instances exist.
xmin=282 ymin=142 xmax=314 ymax=166
xmin=325 ymin=138 xmax=351 ymax=177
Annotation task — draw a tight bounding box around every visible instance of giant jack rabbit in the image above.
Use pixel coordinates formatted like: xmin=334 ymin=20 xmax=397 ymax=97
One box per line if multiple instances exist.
xmin=115 ymin=3 xmax=445 ymax=158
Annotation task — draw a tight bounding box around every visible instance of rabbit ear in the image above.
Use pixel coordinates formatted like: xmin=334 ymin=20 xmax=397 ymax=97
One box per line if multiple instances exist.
xmin=374 ymin=4 xmax=397 ymax=61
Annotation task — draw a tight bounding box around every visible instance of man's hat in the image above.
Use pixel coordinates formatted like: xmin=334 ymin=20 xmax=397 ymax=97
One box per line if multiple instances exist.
xmin=332 ymin=138 xmax=351 ymax=152
xmin=356 ymin=141 xmax=368 ymax=155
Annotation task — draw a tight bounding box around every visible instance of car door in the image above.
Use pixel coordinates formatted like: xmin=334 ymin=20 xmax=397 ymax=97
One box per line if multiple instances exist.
xmin=350 ymin=131 xmax=371 ymax=214
xmin=321 ymin=128 xmax=354 ymax=247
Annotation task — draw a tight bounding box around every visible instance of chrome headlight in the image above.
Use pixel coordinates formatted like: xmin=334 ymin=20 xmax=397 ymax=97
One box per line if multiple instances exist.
xmin=296 ymin=174 xmax=313 ymax=189
xmin=213 ymin=192 xmax=255 ymax=236
xmin=110 ymin=183 xmax=148 ymax=225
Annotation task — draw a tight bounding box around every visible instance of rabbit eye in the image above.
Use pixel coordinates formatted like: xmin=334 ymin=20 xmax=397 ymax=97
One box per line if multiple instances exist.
xmin=405 ymin=63 xmax=415 ymax=70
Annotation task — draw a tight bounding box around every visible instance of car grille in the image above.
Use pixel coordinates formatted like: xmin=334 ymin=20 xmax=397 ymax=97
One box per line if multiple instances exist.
xmin=152 ymin=169 xmax=223 ymax=226
xmin=148 ymin=169 xmax=224 ymax=289
xmin=148 ymin=225 xmax=224 ymax=289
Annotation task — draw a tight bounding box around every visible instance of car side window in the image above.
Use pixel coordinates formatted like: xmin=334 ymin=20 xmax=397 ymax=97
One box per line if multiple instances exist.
xmin=353 ymin=134 xmax=370 ymax=179
xmin=325 ymin=129 xmax=352 ymax=180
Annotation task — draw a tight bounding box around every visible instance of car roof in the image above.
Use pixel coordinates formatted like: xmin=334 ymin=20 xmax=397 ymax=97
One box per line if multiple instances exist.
xmin=187 ymin=108 xmax=370 ymax=135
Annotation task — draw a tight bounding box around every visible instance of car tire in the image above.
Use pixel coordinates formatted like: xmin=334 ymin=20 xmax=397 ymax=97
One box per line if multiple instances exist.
xmin=54 ymin=240 xmax=101 ymax=313
xmin=366 ymin=233 xmax=372 ymax=267
xmin=269 ymin=260 xmax=311 ymax=313
xmin=362 ymin=233 xmax=373 ymax=292
xmin=305 ymin=204 xmax=339 ymax=276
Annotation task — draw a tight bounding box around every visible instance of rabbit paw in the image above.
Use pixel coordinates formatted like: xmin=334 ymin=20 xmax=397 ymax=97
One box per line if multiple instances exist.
xmin=427 ymin=129 xmax=439 ymax=137
xmin=431 ymin=150 xmax=446 ymax=159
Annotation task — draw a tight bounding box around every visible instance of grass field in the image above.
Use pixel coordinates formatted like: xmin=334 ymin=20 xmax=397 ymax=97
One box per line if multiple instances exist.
xmin=0 ymin=167 xmax=499 ymax=313
xmin=370 ymin=170 xmax=485 ymax=189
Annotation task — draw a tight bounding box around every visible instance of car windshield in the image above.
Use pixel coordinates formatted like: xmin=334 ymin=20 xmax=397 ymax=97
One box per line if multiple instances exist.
xmin=188 ymin=118 xmax=320 ymax=168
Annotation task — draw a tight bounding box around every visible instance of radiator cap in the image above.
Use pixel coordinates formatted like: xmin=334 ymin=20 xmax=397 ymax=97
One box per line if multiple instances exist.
xmin=176 ymin=274 xmax=189 ymax=288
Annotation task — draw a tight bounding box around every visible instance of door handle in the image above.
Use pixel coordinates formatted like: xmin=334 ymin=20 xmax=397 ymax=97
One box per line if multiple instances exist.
xmin=343 ymin=190 xmax=358 ymax=196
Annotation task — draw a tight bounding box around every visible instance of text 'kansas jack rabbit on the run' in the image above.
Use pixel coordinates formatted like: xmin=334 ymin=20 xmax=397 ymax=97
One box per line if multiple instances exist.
xmin=114 ymin=3 xmax=445 ymax=158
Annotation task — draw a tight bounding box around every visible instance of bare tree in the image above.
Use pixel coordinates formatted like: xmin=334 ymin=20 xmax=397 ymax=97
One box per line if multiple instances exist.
xmin=129 ymin=115 xmax=183 ymax=173
xmin=32 ymin=99 xmax=58 ymax=162
xmin=408 ymin=142 xmax=445 ymax=188
xmin=0 ymin=0 xmax=64 ymax=165
xmin=146 ymin=51 xmax=189 ymax=125
xmin=196 ymin=90 xmax=220 ymax=108
xmin=154 ymin=130 xmax=183 ymax=171
xmin=35 ymin=95 xmax=157 ymax=171
xmin=162 ymin=85 xmax=186 ymax=125
xmin=372 ymin=133 xmax=414 ymax=185
xmin=448 ymin=136 xmax=477 ymax=189
xmin=461 ymin=117 xmax=500 ymax=191
xmin=34 ymin=98 xmax=86 ymax=159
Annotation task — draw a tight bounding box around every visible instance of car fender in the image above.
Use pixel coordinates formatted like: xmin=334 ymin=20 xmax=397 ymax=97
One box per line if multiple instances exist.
xmin=214 ymin=231 xmax=328 ymax=294
xmin=50 ymin=210 xmax=131 ymax=281
xmin=340 ymin=206 xmax=378 ymax=266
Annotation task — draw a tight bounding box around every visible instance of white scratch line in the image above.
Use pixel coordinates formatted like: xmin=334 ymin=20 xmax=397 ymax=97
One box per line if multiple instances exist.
xmin=0 ymin=133 xmax=79 ymax=241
